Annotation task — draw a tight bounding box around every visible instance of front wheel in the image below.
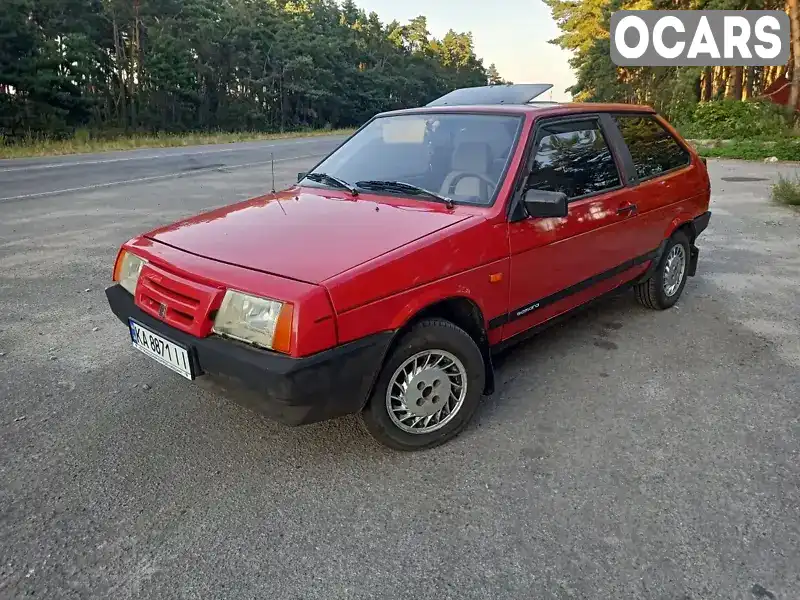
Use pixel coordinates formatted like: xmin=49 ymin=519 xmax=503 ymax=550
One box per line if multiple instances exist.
xmin=359 ymin=318 xmax=485 ymax=451
xmin=635 ymin=231 xmax=690 ymax=310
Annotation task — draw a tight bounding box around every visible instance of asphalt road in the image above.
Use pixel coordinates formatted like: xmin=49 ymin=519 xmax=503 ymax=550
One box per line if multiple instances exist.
xmin=1 ymin=146 xmax=798 ymax=599
xmin=0 ymin=135 xmax=347 ymax=202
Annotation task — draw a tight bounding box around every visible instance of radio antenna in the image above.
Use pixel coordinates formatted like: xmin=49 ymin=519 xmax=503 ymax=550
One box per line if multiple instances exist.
xmin=270 ymin=152 xmax=276 ymax=193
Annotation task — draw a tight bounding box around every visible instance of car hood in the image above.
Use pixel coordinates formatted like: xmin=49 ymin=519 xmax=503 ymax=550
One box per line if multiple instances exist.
xmin=145 ymin=187 xmax=473 ymax=284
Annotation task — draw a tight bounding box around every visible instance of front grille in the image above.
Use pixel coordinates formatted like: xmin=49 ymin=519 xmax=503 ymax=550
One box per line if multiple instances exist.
xmin=135 ymin=263 xmax=223 ymax=337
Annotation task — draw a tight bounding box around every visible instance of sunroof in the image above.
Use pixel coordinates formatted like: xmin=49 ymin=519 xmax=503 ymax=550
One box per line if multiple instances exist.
xmin=426 ymin=84 xmax=554 ymax=106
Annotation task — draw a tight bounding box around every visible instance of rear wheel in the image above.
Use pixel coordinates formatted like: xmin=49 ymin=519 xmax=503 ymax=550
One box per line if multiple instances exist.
xmin=635 ymin=230 xmax=690 ymax=310
xmin=359 ymin=318 xmax=485 ymax=451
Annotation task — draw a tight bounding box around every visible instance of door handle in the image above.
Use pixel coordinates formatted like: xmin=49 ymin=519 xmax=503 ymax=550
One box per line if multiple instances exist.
xmin=617 ymin=203 xmax=637 ymax=215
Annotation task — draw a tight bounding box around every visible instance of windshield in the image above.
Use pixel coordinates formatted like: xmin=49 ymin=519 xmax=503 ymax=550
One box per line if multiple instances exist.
xmin=303 ymin=112 xmax=524 ymax=206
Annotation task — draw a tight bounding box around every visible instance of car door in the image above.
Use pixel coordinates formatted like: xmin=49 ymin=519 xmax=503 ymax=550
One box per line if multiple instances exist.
xmin=500 ymin=114 xmax=649 ymax=342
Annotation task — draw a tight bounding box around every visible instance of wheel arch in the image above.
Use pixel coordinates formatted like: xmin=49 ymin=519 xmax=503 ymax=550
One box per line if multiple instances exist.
xmin=665 ymin=214 xmax=698 ymax=244
xmin=366 ymin=296 xmax=495 ymax=407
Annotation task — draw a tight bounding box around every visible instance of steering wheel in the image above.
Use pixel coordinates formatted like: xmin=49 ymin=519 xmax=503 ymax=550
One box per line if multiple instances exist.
xmin=445 ymin=172 xmax=497 ymax=197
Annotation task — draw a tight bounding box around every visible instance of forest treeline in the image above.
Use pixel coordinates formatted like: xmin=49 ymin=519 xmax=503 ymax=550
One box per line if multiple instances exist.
xmin=544 ymin=0 xmax=800 ymax=125
xmin=0 ymin=0 xmax=508 ymax=141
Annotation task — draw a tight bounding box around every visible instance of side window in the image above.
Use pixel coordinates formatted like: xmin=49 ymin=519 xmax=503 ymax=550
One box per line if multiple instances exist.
xmin=525 ymin=119 xmax=621 ymax=200
xmin=613 ymin=115 xmax=690 ymax=180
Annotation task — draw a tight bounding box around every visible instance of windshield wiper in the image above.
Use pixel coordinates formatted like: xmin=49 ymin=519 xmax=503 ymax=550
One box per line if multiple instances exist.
xmin=355 ymin=180 xmax=454 ymax=209
xmin=304 ymin=172 xmax=358 ymax=195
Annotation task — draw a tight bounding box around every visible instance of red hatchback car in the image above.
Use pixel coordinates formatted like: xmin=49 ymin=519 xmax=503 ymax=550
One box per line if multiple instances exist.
xmin=106 ymin=84 xmax=711 ymax=451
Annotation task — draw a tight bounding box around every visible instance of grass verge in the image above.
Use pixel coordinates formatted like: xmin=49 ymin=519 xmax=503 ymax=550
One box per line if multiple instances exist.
xmin=688 ymin=137 xmax=800 ymax=161
xmin=0 ymin=128 xmax=356 ymax=159
xmin=771 ymin=174 xmax=800 ymax=207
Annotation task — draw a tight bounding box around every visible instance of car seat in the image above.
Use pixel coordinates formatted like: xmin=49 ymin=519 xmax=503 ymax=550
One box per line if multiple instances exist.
xmin=438 ymin=141 xmax=496 ymax=204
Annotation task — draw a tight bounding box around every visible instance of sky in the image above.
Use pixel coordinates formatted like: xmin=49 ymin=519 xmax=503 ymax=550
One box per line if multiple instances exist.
xmin=355 ymin=0 xmax=577 ymax=101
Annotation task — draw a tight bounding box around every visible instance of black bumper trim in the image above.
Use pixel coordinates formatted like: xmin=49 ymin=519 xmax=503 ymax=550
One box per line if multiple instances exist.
xmin=692 ymin=210 xmax=711 ymax=237
xmin=106 ymin=284 xmax=393 ymax=426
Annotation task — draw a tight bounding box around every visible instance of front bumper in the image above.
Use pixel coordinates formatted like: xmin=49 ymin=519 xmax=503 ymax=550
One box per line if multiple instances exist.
xmin=106 ymin=284 xmax=393 ymax=426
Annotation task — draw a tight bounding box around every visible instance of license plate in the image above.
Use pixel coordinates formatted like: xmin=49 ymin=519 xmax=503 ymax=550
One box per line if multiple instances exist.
xmin=128 ymin=319 xmax=194 ymax=380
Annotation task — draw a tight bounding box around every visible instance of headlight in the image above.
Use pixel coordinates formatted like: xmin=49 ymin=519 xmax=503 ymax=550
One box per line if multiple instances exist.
xmin=113 ymin=250 xmax=147 ymax=295
xmin=212 ymin=290 xmax=294 ymax=353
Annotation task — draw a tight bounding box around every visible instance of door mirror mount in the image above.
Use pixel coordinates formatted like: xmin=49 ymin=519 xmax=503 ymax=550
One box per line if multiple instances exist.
xmin=297 ymin=171 xmax=307 ymax=183
xmin=523 ymin=189 xmax=568 ymax=218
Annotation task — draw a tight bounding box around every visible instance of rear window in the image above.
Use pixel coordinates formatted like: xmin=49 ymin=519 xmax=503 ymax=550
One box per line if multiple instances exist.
xmin=613 ymin=115 xmax=690 ymax=180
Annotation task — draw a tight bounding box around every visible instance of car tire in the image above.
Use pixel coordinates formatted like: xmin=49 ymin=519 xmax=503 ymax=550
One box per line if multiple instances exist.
xmin=634 ymin=230 xmax=691 ymax=310
xmin=359 ymin=318 xmax=485 ymax=451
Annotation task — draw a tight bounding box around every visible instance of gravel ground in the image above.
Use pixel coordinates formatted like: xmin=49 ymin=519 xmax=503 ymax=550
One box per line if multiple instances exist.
xmin=0 ymin=153 xmax=798 ymax=600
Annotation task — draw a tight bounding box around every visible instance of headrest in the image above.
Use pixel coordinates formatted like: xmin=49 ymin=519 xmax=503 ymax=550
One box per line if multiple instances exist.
xmin=451 ymin=142 xmax=493 ymax=173
xmin=454 ymin=122 xmax=514 ymax=158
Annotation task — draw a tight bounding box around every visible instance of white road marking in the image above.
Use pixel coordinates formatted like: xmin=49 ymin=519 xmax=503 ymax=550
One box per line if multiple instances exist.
xmin=0 ymin=154 xmax=322 ymax=202
xmin=0 ymin=137 xmax=340 ymax=173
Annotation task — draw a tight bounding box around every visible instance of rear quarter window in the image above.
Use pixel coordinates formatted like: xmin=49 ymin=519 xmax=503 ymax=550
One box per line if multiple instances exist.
xmin=613 ymin=115 xmax=690 ymax=181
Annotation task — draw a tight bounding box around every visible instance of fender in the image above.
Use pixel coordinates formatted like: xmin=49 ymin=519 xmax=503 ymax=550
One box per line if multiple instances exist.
xmin=664 ymin=211 xmax=695 ymax=241
xmin=634 ymin=239 xmax=669 ymax=284
xmin=333 ymin=257 xmax=509 ymax=345
xmin=385 ymin=288 xmax=492 ymax=332
xmin=640 ymin=206 xmax=710 ymax=284
xmin=662 ymin=187 xmax=711 ymax=241
xmin=638 ymin=214 xmax=693 ymax=286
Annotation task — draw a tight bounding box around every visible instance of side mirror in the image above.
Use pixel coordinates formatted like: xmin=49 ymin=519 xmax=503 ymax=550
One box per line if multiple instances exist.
xmin=297 ymin=171 xmax=307 ymax=183
xmin=523 ymin=189 xmax=568 ymax=218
